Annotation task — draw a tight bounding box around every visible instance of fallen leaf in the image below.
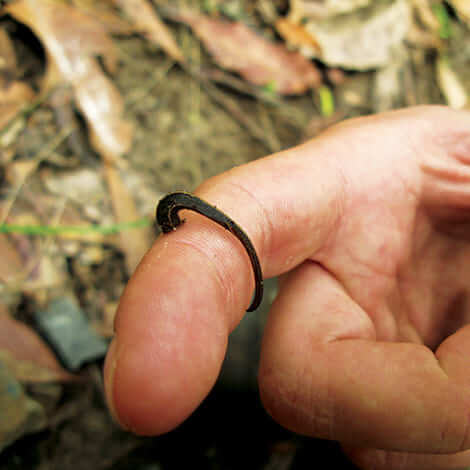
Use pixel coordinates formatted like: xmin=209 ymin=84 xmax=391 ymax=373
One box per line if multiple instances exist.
xmin=114 ymin=0 xmax=184 ymax=62
xmin=71 ymin=0 xmax=135 ymax=35
xmin=410 ymin=0 xmax=441 ymax=32
xmin=275 ymin=18 xmax=321 ymax=54
xmin=6 ymin=0 xmax=133 ymax=161
xmin=103 ymin=163 xmax=153 ymax=274
xmin=289 ymin=0 xmax=373 ymax=21
xmin=437 ymin=56 xmax=468 ymax=109
xmin=175 ymin=9 xmax=321 ymax=94
xmin=0 ymin=304 xmax=78 ymax=383
xmin=280 ymin=0 xmax=411 ymax=70
xmin=0 ymin=27 xmax=17 ymax=81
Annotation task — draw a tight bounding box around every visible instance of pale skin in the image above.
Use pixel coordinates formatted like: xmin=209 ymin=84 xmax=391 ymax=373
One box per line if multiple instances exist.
xmin=104 ymin=106 xmax=470 ymax=470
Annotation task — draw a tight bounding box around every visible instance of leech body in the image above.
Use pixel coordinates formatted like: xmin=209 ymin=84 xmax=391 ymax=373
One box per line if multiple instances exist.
xmin=156 ymin=192 xmax=264 ymax=312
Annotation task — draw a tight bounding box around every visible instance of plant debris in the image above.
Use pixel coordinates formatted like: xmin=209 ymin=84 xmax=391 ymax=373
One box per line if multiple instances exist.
xmin=172 ymin=7 xmax=322 ymax=94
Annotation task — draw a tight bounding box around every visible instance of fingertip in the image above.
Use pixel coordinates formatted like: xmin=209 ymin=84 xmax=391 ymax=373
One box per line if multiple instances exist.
xmin=103 ymin=245 xmax=232 ymax=436
xmin=104 ymin=338 xmax=126 ymax=429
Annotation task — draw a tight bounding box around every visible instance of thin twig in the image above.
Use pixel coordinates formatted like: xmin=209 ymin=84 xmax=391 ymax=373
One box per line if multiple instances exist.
xmin=185 ymin=65 xmax=278 ymax=152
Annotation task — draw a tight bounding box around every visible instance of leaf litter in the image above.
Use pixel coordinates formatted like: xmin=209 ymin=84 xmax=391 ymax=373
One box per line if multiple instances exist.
xmin=1 ymin=0 xmax=470 ymax=467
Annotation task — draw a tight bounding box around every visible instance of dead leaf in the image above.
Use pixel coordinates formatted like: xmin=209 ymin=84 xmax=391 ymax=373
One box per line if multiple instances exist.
xmin=0 ymin=27 xmax=17 ymax=81
xmin=175 ymin=9 xmax=321 ymax=94
xmin=115 ymin=0 xmax=184 ymax=62
xmin=289 ymin=0 xmax=373 ymax=21
xmin=6 ymin=0 xmax=133 ymax=161
xmin=0 ymin=304 xmax=78 ymax=383
xmin=281 ymin=0 xmax=411 ymax=70
xmin=71 ymin=0 xmax=135 ymax=35
xmin=437 ymin=57 xmax=468 ymax=109
xmin=275 ymin=18 xmax=321 ymax=54
xmin=103 ymin=163 xmax=152 ymax=274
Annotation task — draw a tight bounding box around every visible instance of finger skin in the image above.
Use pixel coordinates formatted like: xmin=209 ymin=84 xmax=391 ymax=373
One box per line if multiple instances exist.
xmin=345 ymin=446 xmax=470 ymax=470
xmin=258 ymin=261 xmax=470 ymax=453
xmin=104 ymin=133 xmax=344 ymax=435
xmin=104 ymin=106 xmax=470 ymax=440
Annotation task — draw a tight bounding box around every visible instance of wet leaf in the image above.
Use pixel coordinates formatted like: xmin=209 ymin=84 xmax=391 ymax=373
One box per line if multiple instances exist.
xmin=115 ymin=0 xmax=184 ymax=62
xmin=0 ymin=304 xmax=77 ymax=383
xmin=176 ymin=9 xmax=321 ymax=94
xmin=6 ymin=0 xmax=133 ymax=160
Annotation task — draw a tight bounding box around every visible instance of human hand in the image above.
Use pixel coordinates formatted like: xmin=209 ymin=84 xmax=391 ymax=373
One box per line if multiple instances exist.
xmin=104 ymin=106 xmax=470 ymax=470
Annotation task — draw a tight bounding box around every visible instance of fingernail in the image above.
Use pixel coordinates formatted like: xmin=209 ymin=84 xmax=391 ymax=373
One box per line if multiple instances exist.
xmin=104 ymin=339 xmax=128 ymax=430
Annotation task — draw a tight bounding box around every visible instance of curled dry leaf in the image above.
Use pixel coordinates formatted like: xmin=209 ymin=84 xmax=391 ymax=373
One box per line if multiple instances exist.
xmin=6 ymin=0 xmax=133 ymax=160
xmin=175 ymin=9 xmax=321 ymax=94
xmin=0 ymin=304 xmax=78 ymax=383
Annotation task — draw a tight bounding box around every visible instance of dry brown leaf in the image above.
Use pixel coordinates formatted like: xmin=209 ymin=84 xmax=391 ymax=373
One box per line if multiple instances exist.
xmin=0 ymin=27 xmax=17 ymax=80
xmin=71 ymin=0 xmax=134 ymax=35
xmin=103 ymin=164 xmax=153 ymax=274
xmin=0 ymin=304 xmax=77 ymax=383
xmin=115 ymin=0 xmax=184 ymax=62
xmin=275 ymin=18 xmax=321 ymax=54
xmin=6 ymin=0 xmax=133 ymax=161
xmin=176 ymin=9 xmax=321 ymax=94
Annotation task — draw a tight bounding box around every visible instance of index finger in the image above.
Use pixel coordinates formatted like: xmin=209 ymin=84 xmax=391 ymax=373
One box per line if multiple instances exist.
xmin=104 ymin=135 xmax=344 ymax=435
